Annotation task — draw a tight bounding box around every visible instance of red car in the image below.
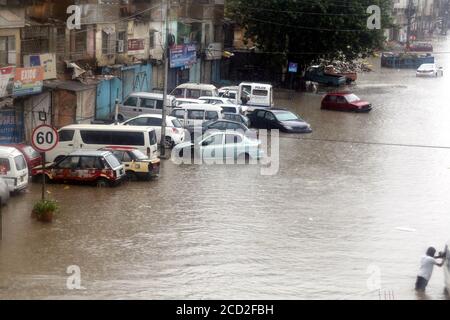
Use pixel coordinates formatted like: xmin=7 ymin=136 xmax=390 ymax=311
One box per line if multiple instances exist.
xmin=0 ymin=143 xmax=42 ymax=173
xmin=321 ymin=92 xmax=372 ymax=113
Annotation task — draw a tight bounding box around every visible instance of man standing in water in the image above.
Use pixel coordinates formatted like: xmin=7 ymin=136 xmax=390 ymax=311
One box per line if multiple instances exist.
xmin=415 ymin=247 xmax=446 ymax=292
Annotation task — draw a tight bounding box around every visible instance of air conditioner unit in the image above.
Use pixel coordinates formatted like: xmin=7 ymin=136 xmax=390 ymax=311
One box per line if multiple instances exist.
xmin=117 ymin=40 xmax=125 ymax=53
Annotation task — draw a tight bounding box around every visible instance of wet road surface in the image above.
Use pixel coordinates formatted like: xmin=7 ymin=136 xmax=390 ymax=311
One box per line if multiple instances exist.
xmin=1 ymin=39 xmax=450 ymax=300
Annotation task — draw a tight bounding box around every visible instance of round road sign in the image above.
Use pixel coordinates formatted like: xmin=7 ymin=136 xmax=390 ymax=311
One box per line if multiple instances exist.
xmin=31 ymin=124 xmax=59 ymax=153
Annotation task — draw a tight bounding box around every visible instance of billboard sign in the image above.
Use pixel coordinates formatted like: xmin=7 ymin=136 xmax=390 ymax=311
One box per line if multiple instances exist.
xmin=13 ymin=67 xmax=44 ymax=97
xmin=170 ymin=44 xmax=197 ymax=68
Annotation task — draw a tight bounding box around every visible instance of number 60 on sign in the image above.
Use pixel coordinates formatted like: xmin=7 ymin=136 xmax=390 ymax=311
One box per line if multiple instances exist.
xmin=31 ymin=125 xmax=59 ymax=153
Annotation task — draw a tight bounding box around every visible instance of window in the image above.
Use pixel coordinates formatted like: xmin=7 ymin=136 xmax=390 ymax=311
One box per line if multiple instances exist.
xmin=0 ymin=158 xmax=10 ymax=173
xmin=209 ymin=122 xmax=226 ymax=130
xmin=274 ymin=112 xmax=299 ymax=122
xmin=124 ymin=97 xmax=138 ymax=107
xmin=149 ymin=31 xmax=156 ymax=49
xmin=122 ymin=152 xmax=132 ymax=162
xmin=111 ymin=151 xmax=125 ymax=162
xmin=205 ymin=111 xmax=219 ymax=121
xmin=23 ymin=146 xmax=40 ymax=159
xmin=130 ymin=150 xmax=148 ymax=160
xmin=172 ymin=109 xmax=185 ymax=119
xmin=253 ymin=89 xmax=268 ymax=96
xmin=0 ymin=36 xmax=16 ymax=65
xmin=327 ymin=95 xmax=337 ymax=103
xmin=225 ymin=134 xmax=243 ymax=144
xmin=226 ymin=123 xmax=242 ymax=130
xmin=222 ymin=107 xmax=237 ymax=113
xmin=336 ymin=96 xmax=346 ymax=104
xmin=59 ymin=130 xmax=75 ymax=142
xmin=80 ymin=157 xmax=102 ymax=170
xmin=105 ymin=154 xmax=121 ymax=168
xmin=57 ymin=157 xmax=80 ymax=169
xmin=147 ymin=118 xmax=162 ymax=126
xmin=141 ymin=99 xmax=156 ymax=109
xmin=127 ymin=118 xmax=149 ymax=126
xmin=14 ymin=155 xmax=27 ymax=171
xmin=80 ymin=131 xmax=145 ymax=146
xmin=102 ymin=29 xmax=116 ymax=55
xmin=202 ymin=134 xmax=223 ymax=146
xmin=256 ymin=110 xmax=266 ymax=118
xmin=149 ymin=131 xmax=157 ymax=145
xmin=156 ymin=100 xmax=164 ymax=110
xmin=265 ymin=112 xmax=276 ymax=121
xmin=117 ymin=31 xmax=127 ymax=53
xmin=187 ymin=89 xmax=201 ymax=99
xmin=188 ymin=110 xmax=205 ymax=120
xmin=171 ymin=119 xmax=182 ymax=128
xmin=171 ymin=88 xmax=183 ymax=97
xmin=201 ymin=90 xmax=213 ymax=97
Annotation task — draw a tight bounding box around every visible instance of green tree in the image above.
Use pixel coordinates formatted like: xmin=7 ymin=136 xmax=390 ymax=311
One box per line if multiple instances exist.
xmin=227 ymin=0 xmax=393 ymax=67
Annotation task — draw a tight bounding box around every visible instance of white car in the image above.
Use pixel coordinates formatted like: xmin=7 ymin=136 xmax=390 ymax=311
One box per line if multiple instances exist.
xmin=121 ymin=114 xmax=185 ymax=148
xmin=174 ymin=98 xmax=202 ymax=107
xmin=0 ymin=146 xmax=28 ymax=193
xmin=219 ymin=86 xmax=239 ymax=104
xmin=198 ymin=96 xmax=236 ymax=105
xmin=416 ymin=63 xmax=443 ymax=77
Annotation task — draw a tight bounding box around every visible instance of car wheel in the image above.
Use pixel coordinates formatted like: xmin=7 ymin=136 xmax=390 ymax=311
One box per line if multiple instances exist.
xmin=164 ymin=137 xmax=175 ymax=149
xmin=96 ymin=178 xmax=110 ymax=188
xmin=126 ymin=171 xmax=138 ymax=182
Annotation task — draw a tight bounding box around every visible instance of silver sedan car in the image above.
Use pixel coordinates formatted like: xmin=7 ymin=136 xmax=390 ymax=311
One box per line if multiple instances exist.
xmin=0 ymin=177 xmax=9 ymax=206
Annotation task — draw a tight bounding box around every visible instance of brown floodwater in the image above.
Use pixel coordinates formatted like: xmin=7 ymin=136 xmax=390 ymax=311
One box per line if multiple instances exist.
xmin=1 ymin=40 xmax=450 ymax=300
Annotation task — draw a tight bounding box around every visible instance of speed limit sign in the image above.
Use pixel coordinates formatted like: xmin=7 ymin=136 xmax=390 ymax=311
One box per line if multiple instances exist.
xmin=31 ymin=124 xmax=59 ymax=152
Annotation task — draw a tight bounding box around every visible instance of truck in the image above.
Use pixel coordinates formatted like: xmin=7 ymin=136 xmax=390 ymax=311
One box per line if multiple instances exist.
xmin=237 ymin=82 xmax=274 ymax=112
xmin=303 ymin=65 xmax=347 ymax=86
xmin=381 ymin=52 xmax=435 ymax=69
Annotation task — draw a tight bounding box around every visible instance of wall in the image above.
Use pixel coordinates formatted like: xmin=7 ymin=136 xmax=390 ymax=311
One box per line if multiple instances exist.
xmin=95 ymin=23 xmax=117 ymax=67
xmin=22 ymin=91 xmax=51 ymax=143
xmin=0 ymin=28 xmax=21 ymax=66
xmin=76 ymin=88 xmax=96 ymax=124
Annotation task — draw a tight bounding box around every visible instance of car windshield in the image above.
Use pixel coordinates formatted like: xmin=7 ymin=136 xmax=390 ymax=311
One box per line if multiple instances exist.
xmin=345 ymin=94 xmax=360 ymax=103
xmin=104 ymin=154 xmax=121 ymax=168
xmin=171 ymin=119 xmax=183 ymax=128
xmin=131 ymin=150 xmax=148 ymax=160
xmin=23 ymin=146 xmax=40 ymax=159
xmin=274 ymin=111 xmax=300 ymax=121
xmin=418 ymin=64 xmax=434 ymax=70
xmin=14 ymin=155 xmax=27 ymax=171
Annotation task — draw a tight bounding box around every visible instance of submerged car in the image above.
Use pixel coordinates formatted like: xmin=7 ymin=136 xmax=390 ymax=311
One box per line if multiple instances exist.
xmin=248 ymin=108 xmax=312 ymax=133
xmin=0 ymin=144 xmax=42 ymax=173
xmin=173 ymin=131 xmax=263 ymax=163
xmin=32 ymin=150 xmax=125 ymax=187
xmin=100 ymin=147 xmax=160 ymax=180
xmin=0 ymin=177 xmax=10 ymax=206
xmin=186 ymin=119 xmax=251 ymax=140
xmin=416 ymin=63 xmax=443 ymax=77
xmin=0 ymin=146 xmax=28 ymax=193
xmin=321 ymin=92 xmax=372 ymax=112
xmin=223 ymin=113 xmax=250 ymax=127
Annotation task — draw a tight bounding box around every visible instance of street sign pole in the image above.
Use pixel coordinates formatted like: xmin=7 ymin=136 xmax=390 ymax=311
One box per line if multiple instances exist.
xmin=41 ymin=152 xmax=46 ymax=201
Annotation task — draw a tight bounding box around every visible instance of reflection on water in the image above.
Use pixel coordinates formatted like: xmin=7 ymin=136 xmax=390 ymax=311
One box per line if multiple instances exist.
xmin=1 ymin=40 xmax=450 ymax=300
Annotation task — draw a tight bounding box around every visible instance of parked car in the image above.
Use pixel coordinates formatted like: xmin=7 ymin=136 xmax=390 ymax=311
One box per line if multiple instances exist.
xmin=223 ymin=113 xmax=250 ymax=127
xmin=120 ymin=114 xmax=186 ymax=148
xmin=174 ymin=98 xmax=202 ymax=107
xmin=408 ymin=42 xmax=433 ymax=52
xmin=416 ymin=63 xmax=443 ymax=77
xmin=171 ymin=104 xmax=224 ymax=127
xmin=0 ymin=177 xmax=10 ymax=206
xmin=32 ymin=150 xmax=125 ymax=187
xmin=185 ymin=119 xmax=251 ymax=140
xmin=248 ymin=108 xmax=312 ymax=133
xmin=100 ymin=147 xmax=160 ymax=180
xmin=47 ymin=125 xmax=159 ymax=163
xmin=0 ymin=146 xmax=28 ymax=193
xmin=170 ymin=83 xmax=219 ymax=99
xmin=0 ymin=144 xmax=42 ymax=173
xmin=219 ymin=104 xmax=241 ymax=115
xmin=321 ymin=92 xmax=372 ymax=112
xmin=304 ymin=66 xmax=347 ymax=86
xmin=198 ymin=96 xmax=235 ymax=105
xmin=118 ymin=92 xmax=176 ymax=121
xmin=173 ymin=131 xmax=263 ymax=163
xmin=218 ymin=86 xmax=239 ymax=104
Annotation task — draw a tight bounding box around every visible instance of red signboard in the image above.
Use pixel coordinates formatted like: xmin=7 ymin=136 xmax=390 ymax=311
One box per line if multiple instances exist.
xmin=128 ymin=39 xmax=145 ymax=52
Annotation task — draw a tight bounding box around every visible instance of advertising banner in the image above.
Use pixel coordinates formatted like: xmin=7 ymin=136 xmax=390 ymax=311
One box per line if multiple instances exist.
xmin=0 ymin=67 xmax=14 ymax=98
xmin=24 ymin=53 xmax=57 ymax=80
xmin=13 ymin=67 xmax=44 ymax=97
xmin=170 ymin=44 xmax=197 ymax=69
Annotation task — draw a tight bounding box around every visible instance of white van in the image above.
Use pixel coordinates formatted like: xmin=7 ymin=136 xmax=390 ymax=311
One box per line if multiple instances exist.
xmin=170 ymin=83 xmax=219 ymax=99
xmin=119 ymin=92 xmax=176 ymax=121
xmin=238 ymin=82 xmax=274 ymax=109
xmin=46 ymin=125 xmax=158 ymax=162
xmin=0 ymin=146 xmax=28 ymax=193
xmin=170 ymin=104 xmax=223 ymax=127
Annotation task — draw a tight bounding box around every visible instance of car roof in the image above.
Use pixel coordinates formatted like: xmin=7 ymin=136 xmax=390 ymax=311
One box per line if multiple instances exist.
xmin=0 ymin=146 xmax=22 ymax=156
xmin=68 ymin=150 xmax=112 ymax=157
xmin=175 ymin=83 xmax=217 ymax=90
xmin=125 ymin=114 xmax=176 ymax=120
xmin=325 ymin=92 xmax=354 ymax=96
xmin=61 ymin=124 xmax=156 ymax=132
xmin=128 ymin=92 xmax=172 ymax=99
xmin=175 ymin=103 xmax=224 ymax=111
xmin=100 ymin=146 xmax=138 ymax=151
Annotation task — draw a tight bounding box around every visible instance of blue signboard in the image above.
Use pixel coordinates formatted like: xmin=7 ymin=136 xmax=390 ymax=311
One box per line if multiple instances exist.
xmin=288 ymin=62 xmax=298 ymax=73
xmin=170 ymin=44 xmax=197 ymax=69
xmin=0 ymin=109 xmax=23 ymax=143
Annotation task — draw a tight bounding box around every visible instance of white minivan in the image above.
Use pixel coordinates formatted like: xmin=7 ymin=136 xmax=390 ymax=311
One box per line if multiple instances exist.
xmin=0 ymin=146 xmax=28 ymax=193
xmin=170 ymin=83 xmax=219 ymax=99
xmin=118 ymin=92 xmax=176 ymax=121
xmin=170 ymin=104 xmax=223 ymax=127
xmin=46 ymin=125 xmax=159 ymax=162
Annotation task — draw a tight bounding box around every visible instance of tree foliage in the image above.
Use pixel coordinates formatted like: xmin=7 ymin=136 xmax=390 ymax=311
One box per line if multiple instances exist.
xmin=226 ymin=0 xmax=393 ymax=66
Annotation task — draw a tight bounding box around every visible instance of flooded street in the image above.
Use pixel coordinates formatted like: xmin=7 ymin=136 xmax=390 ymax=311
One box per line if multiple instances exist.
xmin=2 ymin=40 xmax=450 ymax=300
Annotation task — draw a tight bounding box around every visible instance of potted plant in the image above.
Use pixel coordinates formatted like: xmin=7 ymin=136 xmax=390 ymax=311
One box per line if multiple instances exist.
xmin=32 ymin=199 xmax=59 ymax=223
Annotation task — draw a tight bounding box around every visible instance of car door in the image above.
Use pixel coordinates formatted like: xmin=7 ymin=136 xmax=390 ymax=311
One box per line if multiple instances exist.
xmin=253 ymin=110 xmax=266 ymax=128
xmin=224 ymin=133 xmax=243 ymax=160
xmin=187 ymin=109 xmax=205 ymax=127
xmin=200 ymin=133 xmax=224 ymax=161
xmin=264 ymin=111 xmax=277 ymax=130
xmin=79 ymin=156 xmax=102 ymax=182
xmin=121 ymin=96 xmax=140 ymax=119
xmin=336 ymin=96 xmax=347 ymax=111
xmin=53 ymin=156 xmax=80 ymax=181
xmin=147 ymin=117 xmax=163 ymax=143
xmin=140 ymin=98 xmax=157 ymax=115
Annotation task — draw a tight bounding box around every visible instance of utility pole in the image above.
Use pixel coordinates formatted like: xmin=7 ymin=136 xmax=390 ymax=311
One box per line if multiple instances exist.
xmin=406 ymin=0 xmax=415 ymax=48
xmin=442 ymin=0 xmax=450 ymax=35
xmin=160 ymin=0 xmax=170 ymax=159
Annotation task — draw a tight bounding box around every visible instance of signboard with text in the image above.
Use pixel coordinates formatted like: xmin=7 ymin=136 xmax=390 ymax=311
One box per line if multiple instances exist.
xmin=13 ymin=67 xmax=44 ymax=97
xmin=0 ymin=67 xmax=14 ymax=98
xmin=128 ymin=39 xmax=145 ymax=54
xmin=288 ymin=62 xmax=298 ymax=73
xmin=24 ymin=53 xmax=57 ymax=80
xmin=170 ymin=44 xmax=197 ymax=69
